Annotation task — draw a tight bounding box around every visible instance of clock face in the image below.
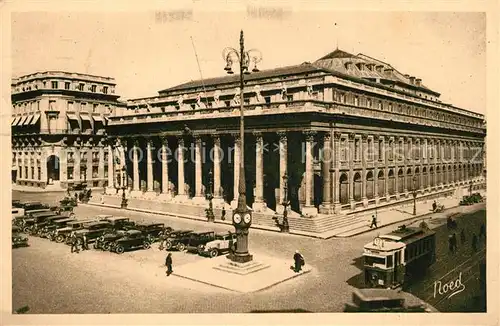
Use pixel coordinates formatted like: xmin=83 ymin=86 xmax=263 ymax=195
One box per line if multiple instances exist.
xmin=243 ymin=213 xmax=252 ymax=224
xmin=233 ymin=213 xmax=242 ymax=224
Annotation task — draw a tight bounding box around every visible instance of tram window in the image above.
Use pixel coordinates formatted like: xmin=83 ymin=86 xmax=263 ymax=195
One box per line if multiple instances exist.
xmin=386 ymin=255 xmax=393 ymax=268
xmin=364 ymin=256 xmax=386 ymax=266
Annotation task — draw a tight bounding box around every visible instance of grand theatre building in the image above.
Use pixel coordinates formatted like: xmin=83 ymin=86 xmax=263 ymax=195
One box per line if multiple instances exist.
xmin=12 ymin=49 xmax=486 ymax=234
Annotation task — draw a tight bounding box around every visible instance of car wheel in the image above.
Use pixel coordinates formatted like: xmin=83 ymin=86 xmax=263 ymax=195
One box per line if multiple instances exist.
xmin=197 ymin=245 xmax=204 ymax=255
xmin=177 ymin=243 xmax=186 ymax=251
xmin=23 ymin=227 xmax=30 ymax=233
xmin=143 ymin=241 xmax=151 ymax=249
xmin=103 ymin=242 xmax=110 ymax=251
xmin=209 ymin=248 xmax=219 ymax=258
xmin=165 ymin=241 xmax=172 ymax=250
xmin=115 ymin=245 xmax=125 ymax=254
xmin=93 ymin=242 xmax=100 ymax=249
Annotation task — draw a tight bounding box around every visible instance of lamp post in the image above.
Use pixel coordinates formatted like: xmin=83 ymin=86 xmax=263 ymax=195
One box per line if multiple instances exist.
xmin=223 ymin=30 xmax=262 ymax=264
xmin=412 ymin=176 xmax=417 ymax=216
xmin=120 ymin=165 xmax=128 ymax=209
xmin=281 ymin=173 xmax=290 ymax=233
xmin=206 ymin=169 xmax=215 ymax=222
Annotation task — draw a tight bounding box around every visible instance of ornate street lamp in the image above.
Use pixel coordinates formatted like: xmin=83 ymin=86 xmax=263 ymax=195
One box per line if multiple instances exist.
xmin=223 ymin=30 xmax=262 ymax=264
xmin=412 ymin=176 xmax=418 ymax=216
xmin=206 ymin=169 xmax=215 ymax=222
xmin=120 ymin=165 xmax=128 ymax=209
xmin=281 ymin=173 xmax=290 ymax=233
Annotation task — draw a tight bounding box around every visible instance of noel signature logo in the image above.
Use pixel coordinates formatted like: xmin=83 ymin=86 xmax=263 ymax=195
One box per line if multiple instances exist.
xmin=433 ymin=272 xmax=466 ymax=299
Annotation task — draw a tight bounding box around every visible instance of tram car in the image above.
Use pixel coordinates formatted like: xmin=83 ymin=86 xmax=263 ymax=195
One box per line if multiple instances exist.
xmin=363 ymin=225 xmax=436 ymax=289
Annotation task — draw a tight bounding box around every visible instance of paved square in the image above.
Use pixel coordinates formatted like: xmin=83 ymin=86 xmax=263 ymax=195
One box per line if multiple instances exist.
xmin=172 ymin=252 xmax=313 ymax=293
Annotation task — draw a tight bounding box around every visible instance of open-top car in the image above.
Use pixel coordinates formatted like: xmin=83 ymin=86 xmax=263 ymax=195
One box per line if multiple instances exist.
xmin=163 ymin=229 xmax=195 ymax=251
xmin=12 ymin=225 xmax=29 ymax=248
xmin=183 ymin=231 xmax=217 ymax=253
xmin=55 ymin=219 xmax=99 ymax=243
xmin=109 ymin=230 xmax=151 ymax=254
xmin=94 ymin=229 xmax=130 ymax=250
xmin=74 ymin=221 xmax=112 ymax=244
xmin=198 ymin=232 xmax=237 ymax=258
xmin=133 ymin=222 xmax=168 ymax=243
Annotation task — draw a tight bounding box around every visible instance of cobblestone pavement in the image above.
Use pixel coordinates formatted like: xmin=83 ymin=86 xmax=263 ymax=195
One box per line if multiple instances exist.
xmin=11 ymin=191 xmax=486 ymax=313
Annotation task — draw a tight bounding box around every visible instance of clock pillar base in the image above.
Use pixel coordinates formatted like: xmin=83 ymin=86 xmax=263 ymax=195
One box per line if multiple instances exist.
xmin=230 ymin=253 xmax=253 ymax=264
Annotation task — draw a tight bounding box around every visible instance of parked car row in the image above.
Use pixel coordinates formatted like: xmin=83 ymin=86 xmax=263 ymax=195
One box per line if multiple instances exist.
xmin=459 ymin=192 xmax=484 ymax=206
xmin=12 ymin=199 xmax=237 ymax=258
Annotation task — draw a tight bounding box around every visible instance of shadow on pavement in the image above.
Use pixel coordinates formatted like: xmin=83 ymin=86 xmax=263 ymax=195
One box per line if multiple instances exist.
xmin=250 ymin=309 xmax=312 ymax=313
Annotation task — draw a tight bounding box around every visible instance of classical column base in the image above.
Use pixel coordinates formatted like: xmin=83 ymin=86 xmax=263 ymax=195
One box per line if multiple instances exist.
xmin=212 ymin=197 xmax=226 ymax=209
xmin=105 ymin=187 xmax=117 ymax=195
xmin=319 ymin=203 xmax=332 ymax=214
xmin=230 ymin=253 xmax=254 ymax=264
xmin=172 ymin=194 xmax=190 ymax=203
xmin=350 ymin=201 xmax=356 ymax=210
xmin=143 ymin=191 xmax=157 ymax=200
xmin=129 ymin=190 xmax=143 ymax=198
xmin=252 ymin=201 xmax=268 ymax=213
xmin=333 ymin=203 xmax=341 ymax=214
xmin=395 ymin=194 xmax=400 ymax=200
xmin=230 ymin=199 xmax=239 ymax=210
xmin=301 ymin=206 xmax=318 ymax=217
xmin=362 ymin=198 xmax=368 ymax=207
xmin=157 ymin=192 xmax=173 ymax=202
xmin=192 ymin=196 xmax=207 ymax=206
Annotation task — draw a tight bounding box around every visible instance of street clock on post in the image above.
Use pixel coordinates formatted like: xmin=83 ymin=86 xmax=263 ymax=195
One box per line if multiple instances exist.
xmin=232 ymin=211 xmax=252 ymax=227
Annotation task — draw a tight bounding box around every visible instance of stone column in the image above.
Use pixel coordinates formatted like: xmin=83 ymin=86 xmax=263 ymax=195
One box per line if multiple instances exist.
xmin=27 ymin=151 xmax=33 ymax=181
xmin=74 ymin=147 xmax=81 ymax=182
xmin=59 ymin=148 xmax=67 ymax=188
xmin=212 ymin=135 xmax=224 ymax=207
xmin=333 ymin=132 xmax=341 ymax=213
xmin=381 ymin=136 xmax=389 ymax=200
xmin=130 ymin=140 xmax=141 ymax=197
xmin=320 ymin=132 xmax=332 ymax=214
xmin=176 ymin=136 xmax=187 ymax=201
xmin=349 ymin=133 xmax=355 ymax=209
xmin=106 ymin=141 xmax=115 ymax=193
xmin=86 ymin=147 xmax=93 ymax=185
xmin=374 ymin=136 xmax=379 ymax=204
xmin=302 ymin=131 xmax=318 ymax=216
xmin=276 ymin=131 xmax=288 ymax=214
xmin=144 ymin=138 xmax=156 ymax=198
xmin=252 ymin=132 xmax=266 ymax=212
xmin=33 ymin=151 xmax=40 ymax=183
xmin=361 ymin=134 xmax=368 ymax=207
xmin=158 ymin=137 xmax=171 ymax=201
xmin=40 ymin=149 xmax=47 ymax=186
xmin=98 ymin=143 xmax=105 ymax=188
xmin=230 ymin=134 xmax=241 ymax=209
xmin=192 ymin=135 xmax=205 ymax=203
xmin=394 ymin=137 xmax=399 ymax=200
xmin=403 ymin=137 xmax=409 ymax=194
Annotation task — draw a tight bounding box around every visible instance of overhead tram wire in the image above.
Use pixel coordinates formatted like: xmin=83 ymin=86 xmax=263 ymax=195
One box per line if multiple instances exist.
xmin=190 ymin=36 xmax=210 ymax=108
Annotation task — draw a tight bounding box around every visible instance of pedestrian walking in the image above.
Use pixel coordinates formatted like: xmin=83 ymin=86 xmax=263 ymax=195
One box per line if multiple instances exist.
xmin=165 ymin=253 xmax=173 ymax=276
xmin=293 ymin=250 xmax=305 ymax=273
xmin=74 ymin=193 xmax=78 ymax=203
xmin=81 ymin=234 xmax=89 ymax=251
xmin=479 ymin=224 xmax=485 ymax=240
xmin=70 ymin=232 xmax=79 ymax=253
xmin=472 ymin=233 xmax=478 ymax=252
xmin=460 ymin=229 xmax=466 ymax=245
xmin=432 ymin=200 xmax=437 ymax=212
xmin=452 ymin=233 xmax=458 ymax=251
xmin=369 ymin=215 xmax=378 ymax=229
xmin=221 ymin=206 xmax=226 ymax=221
xmin=448 ymin=235 xmax=455 ymax=253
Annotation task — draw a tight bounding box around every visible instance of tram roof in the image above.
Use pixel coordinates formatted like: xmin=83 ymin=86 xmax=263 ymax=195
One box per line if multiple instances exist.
xmin=364 ymin=240 xmax=404 ymax=252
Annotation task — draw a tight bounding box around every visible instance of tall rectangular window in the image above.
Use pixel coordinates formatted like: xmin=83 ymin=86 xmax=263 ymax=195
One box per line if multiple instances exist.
xmin=378 ymin=139 xmax=383 ymax=160
xmin=67 ymin=101 xmax=74 ymax=111
xmin=103 ymin=86 xmax=108 ymax=94
xmin=341 ymin=139 xmax=347 ymax=161
xmin=367 ymin=98 xmax=372 ymax=108
xmin=355 ymin=138 xmax=360 ymax=161
xmin=367 ymin=138 xmax=374 ymax=161
xmin=91 ymin=85 xmax=97 ymax=92
xmin=354 ymin=96 xmax=359 ymax=106
xmin=78 ymin=83 xmax=85 ymax=91
xmin=65 ymin=82 xmax=70 ymax=90
xmin=51 ymin=81 xmax=58 ymax=89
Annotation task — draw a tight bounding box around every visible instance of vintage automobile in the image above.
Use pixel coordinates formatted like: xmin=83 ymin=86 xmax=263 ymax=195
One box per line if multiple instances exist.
xmin=54 ymin=219 xmax=99 ymax=243
xmin=103 ymin=216 xmax=136 ymax=231
xmin=39 ymin=217 xmax=76 ymax=239
xmin=94 ymin=229 xmax=129 ymax=250
xmin=22 ymin=211 xmax=59 ymax=233
xmin=12 ymin=226 xmax=29 ymax=248
xmin=343 ymin=288 xmax=428 ymax=312
xmin=12 ymin=207 xmax=25 ymax=219
xmin=59 ymin=196 xmax=77 ymax=207
xmin=31 ymin=215 xmax=72 ymax=237
xmin=133 ymin=221 xmax=169 ymax=243
xmin=74 ymin=221 xmax=112 ymax=244
xmin=163 ymin=230 xmax=194 ymax=250
xmin=109 ymin=230 xmax=151 ymax=254
xmin=198 ymin=232 xmax=238 ymax=258
xmin=183 ymin=231 xmax=217 ymax=253
xmin=19 ymin=201 xmax=49 ymax=211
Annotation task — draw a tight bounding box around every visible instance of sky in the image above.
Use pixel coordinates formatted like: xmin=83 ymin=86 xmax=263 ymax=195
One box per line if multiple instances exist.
xmin=11 ymin=10 xmax=486 ymax=114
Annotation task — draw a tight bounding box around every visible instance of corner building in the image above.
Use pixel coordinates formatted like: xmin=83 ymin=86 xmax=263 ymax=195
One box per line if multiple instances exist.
xmin=11 ymin=71 xmax=124 ymax=190
xmin=101 ymin=49 xmax=485 ymax=232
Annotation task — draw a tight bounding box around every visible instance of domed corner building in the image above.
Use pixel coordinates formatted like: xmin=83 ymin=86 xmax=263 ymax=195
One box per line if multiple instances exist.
xmin=11 ymin=48 xmax=486 ymax=235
